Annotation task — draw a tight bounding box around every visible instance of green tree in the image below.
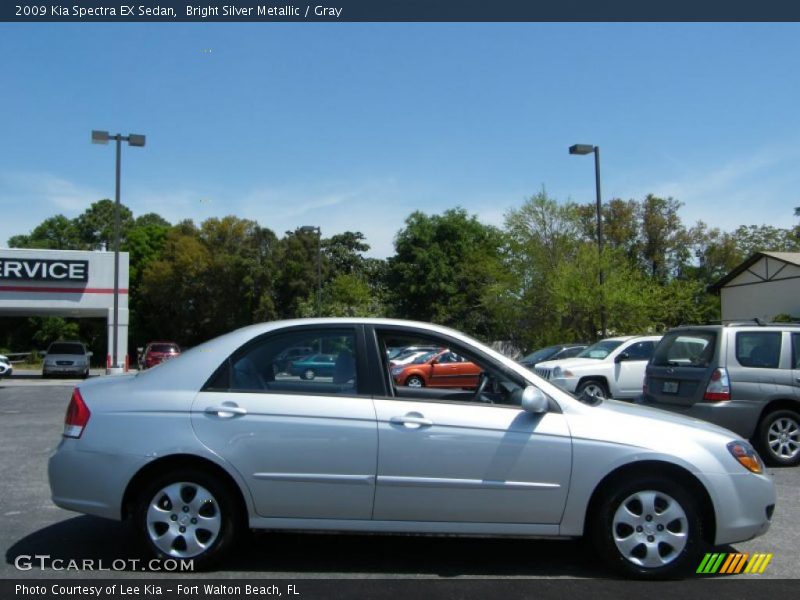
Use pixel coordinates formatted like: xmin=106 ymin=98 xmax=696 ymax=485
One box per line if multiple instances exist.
xmin=76 ymin=199 xmax=135 ymax=250
xmin=7 ymin=215 xmax=84 ymax=249
xmin=388 ymin=207 xmax=510 ymax=338
xmin=31 ymin=317 xmax=79 ymax=347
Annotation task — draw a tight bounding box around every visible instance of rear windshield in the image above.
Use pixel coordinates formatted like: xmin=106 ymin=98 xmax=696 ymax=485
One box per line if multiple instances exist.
xmin=48 ymin=343 xmax=85 ymax=355
xmin=652 ymin=332 xmax=716 ymax=368
xmin=149 ymin=344 xmax=179 ymax=353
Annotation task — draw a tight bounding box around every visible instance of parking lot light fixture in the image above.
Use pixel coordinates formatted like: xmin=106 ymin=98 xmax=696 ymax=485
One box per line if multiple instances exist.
xmin=569 ymin=143 xmax=606 ymax=338
xmin=300 ymin=225 xmax=322 ymax=317
xmin=91 ymin=130 xmax=146 ymax=373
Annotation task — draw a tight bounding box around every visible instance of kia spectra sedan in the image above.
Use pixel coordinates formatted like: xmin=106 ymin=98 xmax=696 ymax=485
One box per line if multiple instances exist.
xmin=48 ymin=318 xmax=775 ymax=578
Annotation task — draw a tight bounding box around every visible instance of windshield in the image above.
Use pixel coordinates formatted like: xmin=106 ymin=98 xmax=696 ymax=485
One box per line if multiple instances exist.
xmin=412 ymin=351 xmax=439 ymax=364
xmin=575 ymin=340 xmax=624 ymax=360
xmin=47 ymin=343 xmax=85 ymax=355
xmin=520 ymin=346 xmax=558 ymax=364
xmin=149 ymin=344 xmax=179 ymax=353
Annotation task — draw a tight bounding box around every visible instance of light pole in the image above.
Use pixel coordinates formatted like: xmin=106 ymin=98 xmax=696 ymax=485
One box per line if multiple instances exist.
xmin=569 ymin=143 xmax=607 ymax=338
xmin=300 ymin=225 xmax=322 ymax=317
xmin=92 ymin=130 xmax=145 ymax=372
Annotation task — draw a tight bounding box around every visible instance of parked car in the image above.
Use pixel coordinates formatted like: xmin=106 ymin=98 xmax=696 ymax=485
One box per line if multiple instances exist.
xmin=272 ymin=345 xmax=314 ymax=374
xmin=49 ymin=318 xmax=775 ymax=578
xmin=42 ymin=341 xmax=91 ymax=379
xmin=641 ymin=322 xmax=800 ymax=466
xmin=518 ymin=344 xmax=588 ymax=369
xmin=289 ymin=353 xmax=338 ymax=380
xmin=391 ymin=349 xmax=481 ymax=388
xmin=0 ymin=354 xmax=12 ymax=378
xmin=142 ymin=341 xmax=181 ymax=370
xmin=534 ymin=336 xmax=662 ymax=400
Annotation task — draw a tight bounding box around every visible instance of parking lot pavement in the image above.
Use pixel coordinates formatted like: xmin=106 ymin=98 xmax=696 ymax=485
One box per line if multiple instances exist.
xmin=0 ymin=380 xmax=797 ymax=579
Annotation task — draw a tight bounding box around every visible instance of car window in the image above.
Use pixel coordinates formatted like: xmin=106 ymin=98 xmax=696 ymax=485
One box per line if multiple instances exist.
xmin=624 ymin=341 xmax=656 ymax=361
xmin=214 ymin=329 xmax=358 ymax=395
xmin=736 ymin=332 xmax=782 ymax=369
xmin=377 ymin=330 xmax=528 ymax=407
xmin=652 ymin=332 xmax=716 ymax=368
xmin=792 ymin=333 xmax=800 ymax=370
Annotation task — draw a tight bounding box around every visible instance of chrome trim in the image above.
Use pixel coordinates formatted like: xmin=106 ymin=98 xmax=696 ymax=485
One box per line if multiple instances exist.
xmin=253 ymin=472 xmax=375 ymax=485
xmin=378 ymin=475 xmax=561 ymax=490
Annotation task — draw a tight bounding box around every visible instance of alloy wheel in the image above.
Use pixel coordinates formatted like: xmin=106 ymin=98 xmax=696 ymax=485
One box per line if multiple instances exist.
xmin=146 ymin=482 xmax=222 ymax=559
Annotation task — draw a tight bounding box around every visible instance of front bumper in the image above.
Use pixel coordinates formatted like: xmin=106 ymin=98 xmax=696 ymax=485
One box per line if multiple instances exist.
xmin=550 ymin=376 xmax=579 ymax=393
xmin=707 ymin=470 xmax=775 ymax=546
xmin=43 ymin=364 xmax=88 ymax=376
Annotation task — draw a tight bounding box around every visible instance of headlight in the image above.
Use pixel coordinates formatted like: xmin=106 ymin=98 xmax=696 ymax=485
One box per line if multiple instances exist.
xmin=391 ymin=367 xmax=404 ymax=376
xmin=727 ymin=441 xmax=764 ymax=474
xmin=553 ymin=367 xmax=562 ymax=378
xmin=553 ymin=367 xmax=573 ymax=378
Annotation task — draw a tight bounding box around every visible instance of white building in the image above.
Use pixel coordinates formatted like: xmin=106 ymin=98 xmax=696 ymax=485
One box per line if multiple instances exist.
xmin=711 ymin=251 xmax=800 ymax=323
xmin=0 ymin=247 xmax=129 ymax=370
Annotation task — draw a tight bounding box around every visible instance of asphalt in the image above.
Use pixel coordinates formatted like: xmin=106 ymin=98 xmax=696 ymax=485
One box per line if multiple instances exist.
xmin=0 ymin=376 xmax=797 ymax=581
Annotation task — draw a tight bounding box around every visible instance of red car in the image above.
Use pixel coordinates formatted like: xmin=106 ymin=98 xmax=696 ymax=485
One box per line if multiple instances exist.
xmin=390 ymin=349 xmax=481 ymax=389
xmin=141 ymin=341 xmax=181 ymax=369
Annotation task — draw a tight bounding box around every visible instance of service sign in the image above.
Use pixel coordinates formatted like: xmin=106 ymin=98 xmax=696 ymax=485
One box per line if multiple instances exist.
xmin=0 ymin=258 xmax=89 ymax=283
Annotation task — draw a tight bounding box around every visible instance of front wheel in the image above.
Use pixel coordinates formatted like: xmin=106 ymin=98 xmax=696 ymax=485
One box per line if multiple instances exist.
xmin=405 ymin=375 xmax=424 ymax=388
xmin=135 ymin=468 xmax=241 ymax=570
xmin=756 ymin=409 xmax=800 ymax=466
xmin=577 ymin=379 xmax=609 ymax=400
xmin=590 ymin=476 xmax=703 ymax=579
xmin=302 ymin=369 xmax=316 ymax=380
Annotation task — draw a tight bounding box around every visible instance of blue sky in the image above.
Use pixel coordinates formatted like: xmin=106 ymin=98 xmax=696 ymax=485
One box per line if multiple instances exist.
xmin=2 ymin=23 xmax=799 ymax=257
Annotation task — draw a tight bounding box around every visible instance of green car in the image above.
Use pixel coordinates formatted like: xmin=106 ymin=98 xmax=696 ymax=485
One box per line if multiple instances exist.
xmin=289 ymin=354 xmax=336 ymax=380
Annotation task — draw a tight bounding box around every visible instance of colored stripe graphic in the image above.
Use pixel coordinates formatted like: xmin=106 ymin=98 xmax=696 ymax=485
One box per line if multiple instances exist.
xmin=699 ymin=552 xmax=772 ymax=575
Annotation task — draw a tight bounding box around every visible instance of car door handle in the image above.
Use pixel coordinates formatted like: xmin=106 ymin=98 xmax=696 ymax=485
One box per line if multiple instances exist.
xmin=205 ymin=405 xmax=248 ymax=418
xmin=390 ymin=414 xmax=433 ymax=427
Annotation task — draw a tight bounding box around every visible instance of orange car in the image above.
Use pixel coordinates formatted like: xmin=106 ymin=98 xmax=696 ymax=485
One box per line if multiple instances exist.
xmin=391 ymin=349 xmax=481 ymax=389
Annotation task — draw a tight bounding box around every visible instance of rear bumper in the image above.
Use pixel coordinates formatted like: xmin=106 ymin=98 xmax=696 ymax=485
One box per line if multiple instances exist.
xmin=641 ymin=399 xmax=762 ymax=439
xmin=48 ymin=438 xmax=148 ymax=521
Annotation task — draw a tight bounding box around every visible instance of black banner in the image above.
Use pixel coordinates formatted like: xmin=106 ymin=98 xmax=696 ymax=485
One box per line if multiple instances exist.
xmin=0 ymin=259 xmax=89 ymax=283
xmin=2 ymin=579 xmax=798 ymax=600
xmin=3 ymin=0 xmax=800 ymax=22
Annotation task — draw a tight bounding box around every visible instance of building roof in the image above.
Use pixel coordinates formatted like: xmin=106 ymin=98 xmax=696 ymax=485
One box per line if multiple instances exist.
xmin=710 ymin=251 xmax=800 ymax=293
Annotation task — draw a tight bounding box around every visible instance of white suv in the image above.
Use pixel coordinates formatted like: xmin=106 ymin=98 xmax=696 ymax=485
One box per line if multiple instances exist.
xmin=535 ymin=335 xmax=662 ymax=400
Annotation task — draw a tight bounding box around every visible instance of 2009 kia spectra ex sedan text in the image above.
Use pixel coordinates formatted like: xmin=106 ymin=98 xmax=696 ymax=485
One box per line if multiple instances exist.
xmin=48 ymin=318 xmax=775 ymax=579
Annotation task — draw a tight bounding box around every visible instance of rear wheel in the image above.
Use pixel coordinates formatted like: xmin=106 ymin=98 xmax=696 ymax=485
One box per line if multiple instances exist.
xmin=757 ymin=409 xmax=800 ymax=466
xmin=135 ymin=468 xmax=241 ymax=570
xmin=590 ymin=476 xmax=703 ymax=579
xmin=302 ymin=369 xmax=316 ymax=380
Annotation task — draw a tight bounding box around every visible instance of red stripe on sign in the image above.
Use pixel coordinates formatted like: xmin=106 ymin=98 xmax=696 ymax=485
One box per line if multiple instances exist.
xmin=0 ymin=285 xmax=128 ymax=294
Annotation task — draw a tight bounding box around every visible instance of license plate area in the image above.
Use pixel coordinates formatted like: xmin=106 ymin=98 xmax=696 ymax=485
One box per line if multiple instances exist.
xmin=662 ymin=380 xmax=679 ymax=394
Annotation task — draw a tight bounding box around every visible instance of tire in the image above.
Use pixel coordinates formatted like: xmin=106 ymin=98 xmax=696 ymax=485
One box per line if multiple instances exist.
xmin=590 ymin=476 xmax=704 ymax=579
xmin=405 ymin=375 xmax=425 ymax=388
xmin=134 ymin=468 xmax=242 ymax=570
xmin=302 ymin=369 xmax=316 ymax=380
xmin=577 ymin=379 xmax=609 ymax=400
xmin=756 ymin=409 xmax=800 ymax=467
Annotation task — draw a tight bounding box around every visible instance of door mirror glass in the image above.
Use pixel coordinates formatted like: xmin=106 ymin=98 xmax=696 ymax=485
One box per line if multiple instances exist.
xmin=615 ymin=352 xmax=630 ymax=363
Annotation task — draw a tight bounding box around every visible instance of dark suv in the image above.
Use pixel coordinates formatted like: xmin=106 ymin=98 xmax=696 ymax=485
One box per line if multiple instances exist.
xmin=641 ymin=322 xmax=800 ymax=466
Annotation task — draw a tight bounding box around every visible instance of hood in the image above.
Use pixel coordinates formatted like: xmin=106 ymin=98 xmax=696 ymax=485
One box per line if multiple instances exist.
xmin=535 ymin=357 xmax=604 ymax=370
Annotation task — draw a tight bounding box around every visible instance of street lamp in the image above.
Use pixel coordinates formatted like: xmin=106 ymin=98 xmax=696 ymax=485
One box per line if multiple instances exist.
xmin=569 ymin=143 xmax=607 ymax=337
xmin=300 ymin=225 xmax=322 ymax=317
xmin=92 ymin=130 xmax=146 ymax=372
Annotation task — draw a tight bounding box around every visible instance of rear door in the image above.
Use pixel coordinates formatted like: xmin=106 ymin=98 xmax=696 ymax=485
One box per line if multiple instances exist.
xmin=614 ymin=340 xmax=658 ymax=397
xmin=793 ymin=333 xmax=800 ymax=400
xmin=645 ymin=330 xmax=717 ymax=407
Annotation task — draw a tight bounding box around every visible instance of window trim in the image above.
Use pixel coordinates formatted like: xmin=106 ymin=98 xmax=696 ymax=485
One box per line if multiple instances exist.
xmin=201 ymin=323 xmax=372 ymax=398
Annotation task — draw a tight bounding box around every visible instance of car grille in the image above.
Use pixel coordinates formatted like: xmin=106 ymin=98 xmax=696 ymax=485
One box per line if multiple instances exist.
xmin=56 ymin=361 xmax=74 ymax=366
xmin=536 ymin=368 xmax=552 ymax=380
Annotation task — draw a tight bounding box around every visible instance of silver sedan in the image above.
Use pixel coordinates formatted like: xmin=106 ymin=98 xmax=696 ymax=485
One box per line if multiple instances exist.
xmin=48 ymin=318 xmax=775 ymax=578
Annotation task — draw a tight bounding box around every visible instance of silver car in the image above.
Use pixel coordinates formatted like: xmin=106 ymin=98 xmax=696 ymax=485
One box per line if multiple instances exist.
xmin=49 ymin=318 xmax=775 ymax=578
xmin=42 ymin=341 xmax=91 ymax=378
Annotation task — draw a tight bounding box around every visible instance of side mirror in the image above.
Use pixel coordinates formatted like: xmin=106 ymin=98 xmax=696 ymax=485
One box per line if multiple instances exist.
xmin=614 ymin=352 xmax=630 ymax=363
xmin=519 ymin=386 xmax=549 ymax=414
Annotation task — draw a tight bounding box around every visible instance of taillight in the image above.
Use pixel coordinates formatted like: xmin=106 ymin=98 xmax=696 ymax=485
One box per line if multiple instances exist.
xmin=704 ymin=368 xmax=731 ymax=401
xmin=64 ymin=388 xmax=91 ymax=438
